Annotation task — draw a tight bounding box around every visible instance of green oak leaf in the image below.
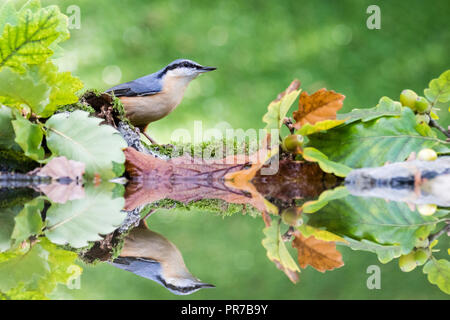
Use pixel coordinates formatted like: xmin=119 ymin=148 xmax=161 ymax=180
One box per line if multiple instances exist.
xmin=301 ymin=186 xmax=350 ymax=213
xmin=45 ymin=110 xmax=127 ymax=179
xmin=35 ymin=238 xmax=82 ymax=298
xmin=302 ymin=147 xmax=352 ymax=177
xmin=337 ymin=96 xmax=403 ymax=124
xmin=0 ymin=1 xmax=19 ymax=35
xmin=423 ymin=259 xmax=450 ymax=294
xmin=28 ymin=62 xmax=83 ymax=117
xmin=12 ymin=115 xmax=45 ymax=161
xmin=296 ymin=119 xmax=345 ymax=136
xmin=0 ymin=105 xmax=16 ymax=149
xmin=0 ymin=67 xmax=51 ymax=113
xmin=0 ymin=4 xmax=69 ymax=73
xmin=297 ymin=225 xmax=348 ymax=243
xmin=263 ymin=86 xmax=301 ymax=130
xmin=44 ymin=184 xmax=126 ymax=248
xmin=262 ymin=221 xmax=300 ymax=283
xmin=424 ymin=70 xmax=450 ymax=104
xmin=342 ymin=237 xmax=402 ymax=264
xmin=306 ymin=195 xmax=446 ymax=255
xmin=20 ymin=0 xmax=42 ymax=13
xmin=307 ymin=107 xmax=450 ymax=168
xmin=0 ymin=238 xmax=82 ymax=299
xmin=11 ymin=198 xmax=44 ymax=245
xmin=0 ymin=206 xmax=21 ymax=252
xmin=0 ymin=63 xmax=83 ymax=117
xmin=0 ymin=243 xmax=49 ymax=293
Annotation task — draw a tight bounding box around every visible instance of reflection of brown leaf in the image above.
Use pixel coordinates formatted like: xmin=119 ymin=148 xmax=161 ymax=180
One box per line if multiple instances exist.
xmin=37 ymin=157 xmax=85 ymax=180
xmin=292 ymin=231 xmax=344 ymax=272
xmin=38 ymin=182 xmax=85 ymax=204
xmin=124 ymin=134 xmax=277 ymax=215
xmin=252 ymin=159 xmax=340 ymax=201
xmin=293 ymin=89 xmax=345 ymax=128
xmin=124 ymin=147 xmax=256 ymax=210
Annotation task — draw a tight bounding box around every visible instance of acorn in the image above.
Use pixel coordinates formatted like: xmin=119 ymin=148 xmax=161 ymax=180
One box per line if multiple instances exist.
xmin=417 ymin=204 xmax=437 ymax=216
xmin=414 ymin=96 xmax=431 ymax=113
xmin=400 ymin=89 xmax=418 ymax=109
xmin=414 ymin=249 xmax=429 ymax=266
xmin=399 ymin=252 xmax=417 ymax=272
xmin=282 ymin=134 xmax=304 ymax=153
xmin=281 ymin=207 xmax=302 ymax=227
xmin=417 ymin=148 xmax=437 ymax=161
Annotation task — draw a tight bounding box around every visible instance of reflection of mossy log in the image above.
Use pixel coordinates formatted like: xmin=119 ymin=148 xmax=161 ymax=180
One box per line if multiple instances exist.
xmin=0 ymin=187 xmax=38 ymax=209
xmin=0 ymin=149 xmax=38 ymax=172
xmin=345 ymin=157 xmax=450 ymax=206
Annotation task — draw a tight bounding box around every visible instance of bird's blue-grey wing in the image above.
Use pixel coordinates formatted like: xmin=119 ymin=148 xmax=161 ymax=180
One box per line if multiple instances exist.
xmin=106 ymin=73 xmax=163 ymax=97
xmin=111 ymin=257 xmax=162 ymax=280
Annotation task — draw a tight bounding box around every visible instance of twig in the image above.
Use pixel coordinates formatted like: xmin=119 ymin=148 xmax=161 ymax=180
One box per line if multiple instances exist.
xmin=429 ymin=118 xmax=450 ymax=139
xmin=283 ymin=117 xmax=295 ymax=134
xmin=282 ymin=226 xmax=295 ymax=242
xmin=428 ymin=223 xmax=450 ymax=243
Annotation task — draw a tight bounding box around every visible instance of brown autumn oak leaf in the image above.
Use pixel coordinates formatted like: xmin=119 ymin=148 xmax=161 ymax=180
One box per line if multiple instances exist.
xmin=292 ymin=231 xmax=344 ymax=272
xmin=293 ymin=88 xmax=345 ymax=129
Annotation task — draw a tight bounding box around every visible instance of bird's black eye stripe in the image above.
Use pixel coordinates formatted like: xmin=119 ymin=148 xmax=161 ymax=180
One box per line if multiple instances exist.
xmin=166 ymin=61 xmax=201 ymax=71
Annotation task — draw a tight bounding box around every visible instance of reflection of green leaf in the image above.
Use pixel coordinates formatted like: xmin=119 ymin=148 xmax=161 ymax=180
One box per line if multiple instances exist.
xmin=342 ymin=237 xmax=402 ymax=263
xmin=11 ymin=198 xmax=44 ymax=245
xmin=302 ymin=147 xmax=352 ymax=177
xmin=297 ymin=225 xmax=348 ymax=243
xmin=12 ymin=115 xmax=45 ymax=161
xmin=0 ymin=3 xmax=69 ymax=73
xmin=44 ymin=184 xmax=125 ymax=248
xmin=263 ymin=87 xmax=301 ymax=130
xmin=0 ymin=105 xmax=16 ymax=149
xmin=424 ymin=70 xmax=450 ymax=104
xmin=0 ymin=206 xmax=21 ymax=252
xmin=302 ymin=186 xmax=350 ymax=213
xmin=307 ymin=195 xmax=446 ymax=255
xmin=337 ymin=97 xmax=403 ymax=124
xmin=296 ymin=119 xmax=345 ymax=136
xmin=307 ymin=108 xmax=450 ymax=168
xmin=423 ymin=259 xmax=450 ymax=294
xmin=45 ymin=111 xmax=127 ymax=179
xmin=0 ymin=243 xmax=49 ymax=293
xmin=262 ymin=221 xmax=299 ymax=282
xmin=0 ymin=238 xmax=82 ymax=299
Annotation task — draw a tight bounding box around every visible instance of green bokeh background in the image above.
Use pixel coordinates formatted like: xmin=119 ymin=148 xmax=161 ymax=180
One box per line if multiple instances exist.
xmin=39 ymin=0 xmax=449 ymax=299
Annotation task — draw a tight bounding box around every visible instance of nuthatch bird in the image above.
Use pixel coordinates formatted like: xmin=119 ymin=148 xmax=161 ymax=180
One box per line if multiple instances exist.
xmin=111 ymin=222 xmax=215 ymax=295
xmin=107 ymin=59 xmax=216 ymax=143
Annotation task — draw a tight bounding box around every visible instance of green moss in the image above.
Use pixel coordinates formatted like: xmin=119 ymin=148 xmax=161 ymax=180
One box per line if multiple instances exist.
xmin=111 ymin=95 xmax=133 ymax=127
xmin=58 ymin=101 xmax=95 ymax=114
xmin=145 ymin=139 xmax=257 ymax=159
xmin=142 ymin=198 xmax=261 ymax=217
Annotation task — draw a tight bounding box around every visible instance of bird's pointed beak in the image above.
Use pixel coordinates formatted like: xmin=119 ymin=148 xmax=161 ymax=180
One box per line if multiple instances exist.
xmin=198 ymin=66 xmax=217 ymax=73
xmin=198 ymin=282 xmax=216 ymax=288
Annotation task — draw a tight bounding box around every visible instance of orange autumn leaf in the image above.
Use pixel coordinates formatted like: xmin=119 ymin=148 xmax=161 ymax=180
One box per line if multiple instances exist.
xmin=293 ymin=88 xmax=345 ymax=129
xmin=292 ymin=231 xmax=344 ymax=272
